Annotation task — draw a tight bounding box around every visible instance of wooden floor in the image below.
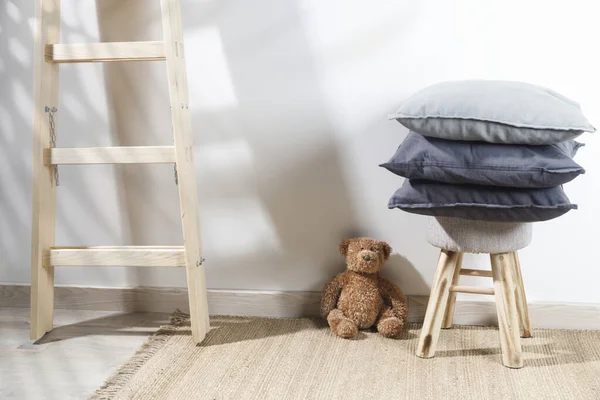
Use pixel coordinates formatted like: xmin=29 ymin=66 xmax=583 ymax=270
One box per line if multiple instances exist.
xmin=0 ymin=308 xmax=168 ymax=400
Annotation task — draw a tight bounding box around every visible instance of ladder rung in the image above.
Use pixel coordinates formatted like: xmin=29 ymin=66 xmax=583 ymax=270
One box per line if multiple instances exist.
xmin=43 ymin=246 xmax=186 ymax=267
xmin=46 ymin=41 xmax=166 ymax=63
xmin=459 ymin=268 xmax=493 ymax=278
xmin=449 ymin=285 xmax=495 ymax=295
xmin=44 ymin=146 xmax=176 ymax=165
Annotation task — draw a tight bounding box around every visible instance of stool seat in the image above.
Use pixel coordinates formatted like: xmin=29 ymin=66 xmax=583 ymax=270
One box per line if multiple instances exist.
xmin=427 ymin=217 xmax=532 ymax=254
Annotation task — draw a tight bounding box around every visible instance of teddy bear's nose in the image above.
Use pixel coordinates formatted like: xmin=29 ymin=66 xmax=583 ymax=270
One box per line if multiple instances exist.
xmin=362 ymin=254 xmax=371 ymax=261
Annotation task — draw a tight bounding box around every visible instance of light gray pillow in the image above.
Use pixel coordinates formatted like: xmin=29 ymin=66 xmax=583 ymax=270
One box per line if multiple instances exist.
xmin=388 ymin=179 xmax=576 ymax=222
xmin=389 ymin=80 xmax=595 ymax=145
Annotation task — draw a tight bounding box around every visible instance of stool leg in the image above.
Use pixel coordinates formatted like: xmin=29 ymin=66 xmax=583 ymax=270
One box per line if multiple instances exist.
xmin=442 ymin=253 xmax=463 ymax=329
xmin=490 ymin=253 xmax=523 ymax=368
xmin=417 ymin=250 xmax=462 ymax=358
xmin=512 ymin=251 xmax=532 ymax=338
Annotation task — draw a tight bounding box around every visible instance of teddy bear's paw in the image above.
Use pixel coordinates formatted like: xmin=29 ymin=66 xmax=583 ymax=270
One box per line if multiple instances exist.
xmin=335 ymin=319 xmax=358 ymax=339
xmin=377 ymin=317 xmax=404 ymax=338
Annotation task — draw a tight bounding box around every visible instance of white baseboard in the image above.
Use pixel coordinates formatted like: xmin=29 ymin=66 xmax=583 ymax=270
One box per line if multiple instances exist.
xmin=2 ymin=284 xmax=599 ymax=330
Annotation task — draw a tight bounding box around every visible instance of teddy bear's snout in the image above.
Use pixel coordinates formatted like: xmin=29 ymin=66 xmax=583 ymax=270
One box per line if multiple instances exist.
xmin=359 ymin=250 xmax=378 ymax=263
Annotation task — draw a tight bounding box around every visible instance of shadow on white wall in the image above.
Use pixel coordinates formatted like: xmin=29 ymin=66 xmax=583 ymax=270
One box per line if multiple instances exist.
xmin=95 ymin=0 xmax=367 ymax=290
xmin=0 ymin=0 xmax=430 ymax=296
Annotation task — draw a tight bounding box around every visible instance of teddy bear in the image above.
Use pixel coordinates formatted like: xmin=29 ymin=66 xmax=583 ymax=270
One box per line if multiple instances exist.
xmin=320 ymin=237 xmax=408 ymax=339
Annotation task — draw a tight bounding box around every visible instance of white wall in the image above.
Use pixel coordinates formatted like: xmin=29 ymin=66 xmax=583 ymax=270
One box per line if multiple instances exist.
xmin=1 ymin=0 xmax=599 ymax=304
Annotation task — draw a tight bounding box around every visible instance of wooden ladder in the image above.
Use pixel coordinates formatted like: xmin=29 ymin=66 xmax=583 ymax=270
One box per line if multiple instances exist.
xmin=30 ymin=0 xmax=209 ymax=344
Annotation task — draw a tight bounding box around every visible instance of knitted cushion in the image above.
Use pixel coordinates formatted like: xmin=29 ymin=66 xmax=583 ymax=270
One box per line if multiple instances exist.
xmin=426 ymin=216 xmax=532 ymax=254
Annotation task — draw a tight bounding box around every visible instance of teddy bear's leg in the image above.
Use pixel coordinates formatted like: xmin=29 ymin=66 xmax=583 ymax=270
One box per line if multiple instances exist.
xmin=327 ymin=309 xmax=358 ymax=339
xmin=376 ymin=306 xmax=404 ymax=338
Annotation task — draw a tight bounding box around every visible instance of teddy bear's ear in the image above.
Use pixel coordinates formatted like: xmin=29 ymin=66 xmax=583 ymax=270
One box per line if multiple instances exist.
xmin=381 ymin=242 xmax=392 ymax=260
xmin=339 ymin=239 xmax=352 ymax=256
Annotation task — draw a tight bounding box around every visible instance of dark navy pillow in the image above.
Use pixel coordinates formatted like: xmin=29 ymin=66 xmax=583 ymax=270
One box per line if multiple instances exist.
xmin=380 ymin=132 xmax=585 ymax=188
xmin=388 ymin=179 xmax=577 ymax=222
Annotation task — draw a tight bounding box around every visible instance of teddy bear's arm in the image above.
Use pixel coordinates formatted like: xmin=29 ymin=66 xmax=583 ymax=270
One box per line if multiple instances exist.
xmin=378 ymin=277 xmax=408 ymax=322
xmin=320 ymin=273 xmax=345 ymax=319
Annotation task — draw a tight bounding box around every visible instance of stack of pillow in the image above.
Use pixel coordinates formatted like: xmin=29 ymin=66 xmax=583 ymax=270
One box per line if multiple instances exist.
xmin=381 ymin=80 xmax=595 ymax=222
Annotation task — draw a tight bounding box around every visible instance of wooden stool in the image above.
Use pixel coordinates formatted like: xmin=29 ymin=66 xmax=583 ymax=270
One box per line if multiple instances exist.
xmin=416 ymin=217 xmax=533 ymax=369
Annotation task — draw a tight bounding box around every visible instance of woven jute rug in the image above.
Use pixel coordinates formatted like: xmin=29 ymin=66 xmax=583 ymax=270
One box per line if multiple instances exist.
xmin=92 ymin=313 xmax=600 ymax=400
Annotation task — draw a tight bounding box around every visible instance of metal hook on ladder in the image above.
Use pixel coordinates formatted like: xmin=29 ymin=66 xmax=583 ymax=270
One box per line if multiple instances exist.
xmin=45 ymin=106 xmax=59 ymax=187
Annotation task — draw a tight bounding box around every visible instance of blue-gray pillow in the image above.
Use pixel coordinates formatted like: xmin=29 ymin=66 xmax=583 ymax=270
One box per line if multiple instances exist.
xmin=380 ymin=132 xmax=585 ymax=188
xmin=389 ymin=80 xmax=595 ymax=145
xmin=388 ymin=180 xmax=576 ymax=222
